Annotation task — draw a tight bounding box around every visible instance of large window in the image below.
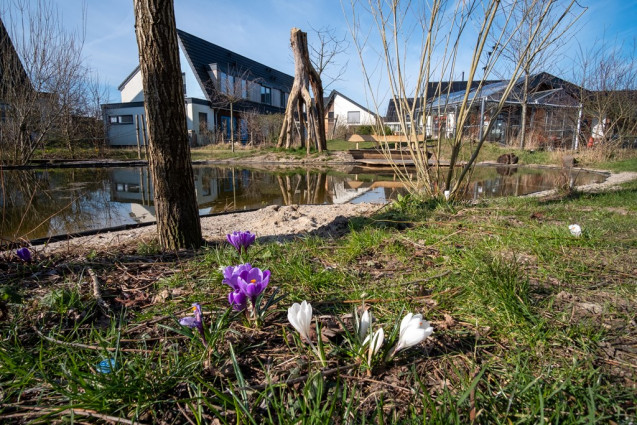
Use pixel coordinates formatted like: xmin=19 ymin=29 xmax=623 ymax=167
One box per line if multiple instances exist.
xmin=347 ymin=111 xmax=360 ymax=124
xmin=261 ymin=86 xmax=271 ymax=104
xmin=281 ymin=92 xmax=287 ymax=108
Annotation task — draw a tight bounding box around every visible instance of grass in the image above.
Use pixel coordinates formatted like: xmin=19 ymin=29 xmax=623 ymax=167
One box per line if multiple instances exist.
xmin=1 ymin=175 xmax=636 ymax=423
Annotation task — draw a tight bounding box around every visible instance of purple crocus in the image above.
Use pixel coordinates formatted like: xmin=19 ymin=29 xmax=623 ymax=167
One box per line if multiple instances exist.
xmin=236 ymin=266 xmax=270 ymax=307
xmin=16 ymin=247 xmax=31 ymax=262
xmin=179 ymin=303 xmax=206 ymax=345
xmin=222 ymin=263 xmax=252 ymax=290
xmin=228 ymin=289 xmax=248 ymax=311
xmin=226 ymin=231 xmax=256 ymax=254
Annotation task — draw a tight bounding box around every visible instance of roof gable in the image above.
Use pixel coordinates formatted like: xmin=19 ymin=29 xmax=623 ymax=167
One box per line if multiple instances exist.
xmin=176 ymin=29 xmax=294 ymax=101
xmin=325 ymin=90 xmax=374 ymax=115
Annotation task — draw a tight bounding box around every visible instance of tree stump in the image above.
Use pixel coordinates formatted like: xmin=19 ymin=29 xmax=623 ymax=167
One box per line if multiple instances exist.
xmin=278 ymin=28 xmax=327 ymax=153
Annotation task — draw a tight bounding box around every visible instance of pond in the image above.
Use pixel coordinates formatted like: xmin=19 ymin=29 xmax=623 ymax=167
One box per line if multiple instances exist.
xmin=1 ymin=164 xmax=606 ymax=241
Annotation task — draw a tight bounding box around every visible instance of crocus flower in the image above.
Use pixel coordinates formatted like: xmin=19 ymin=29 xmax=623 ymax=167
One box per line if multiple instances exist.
xmin=392 ymin=313 xmax=433 ymax=355
xmin=236 ymin=266 xmax=270 ymax=307
xmin=569 ymin=224 xmax=581 ymax=237
xmin=228 ymin=289 xmax=248 ymax=311
xmin=363 ymin=327 xmax=384 ymax=356
xmin=359 ymin=308 xmax=371 ymax=341
xmin=96 ymin=358 xmax=118 ymax=374
xmin=288 ymin=300 xmax=313 ymax=343
xmin=444 ymin=190 xmax=450 ymax=201
xmin=227 ymin=231 xmax=256 ymax=253
xmin=179 ymin=303 xmax=206 ymax=345
xmin=16 ymin=247 xmax=31 ymax=262
xmin=222 ymin=263 xmax=252 ymax=290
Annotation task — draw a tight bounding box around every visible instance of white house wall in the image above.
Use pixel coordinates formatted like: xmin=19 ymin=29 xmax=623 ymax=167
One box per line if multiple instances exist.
xmin=120 ymin=71 xmax=144 ymax=103
xmin=333 ymin=95 xmax=375 ymax=126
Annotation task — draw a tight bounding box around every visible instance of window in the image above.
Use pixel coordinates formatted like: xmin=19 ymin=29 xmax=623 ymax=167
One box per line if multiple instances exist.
xmin=219 ymin=71 xmax=234 ymax=94
xmin=261 ymin=86 xmax=271 ymax=104
xmin=347 ymin=111 xmax=360 ymax=124
xmin=198 ymin=112 xmax=208 ymax=131
xmin=281 ymin=91 xmax=287 ymax=108
xmin=328 ymin=112 xmax=335 ymax=121
xmin=110 ymin=115 xmax=133 ymax=124
xmin=241 ymin=79 xmax=247 ymax=98
xmin=182 ymin=72 xmax=186 ymax=96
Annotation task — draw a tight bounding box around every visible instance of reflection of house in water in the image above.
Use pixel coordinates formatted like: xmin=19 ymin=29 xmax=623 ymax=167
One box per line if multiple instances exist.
xmin=331 ymin=177 xmax=406 ymax=204
xmin=109 ymin=168 xmax=220 ymax=222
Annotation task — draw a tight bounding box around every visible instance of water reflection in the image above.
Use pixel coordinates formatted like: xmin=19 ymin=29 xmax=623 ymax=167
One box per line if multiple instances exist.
xmin=1 ymin=164 xmax=606 ymax=240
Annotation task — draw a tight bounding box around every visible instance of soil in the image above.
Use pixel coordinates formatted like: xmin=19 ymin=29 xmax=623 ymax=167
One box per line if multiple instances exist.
xmin=38 ymin=203 xmax=384 ymax=256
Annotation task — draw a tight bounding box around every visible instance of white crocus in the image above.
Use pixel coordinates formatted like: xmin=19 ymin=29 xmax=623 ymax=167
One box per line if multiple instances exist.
xmin=569 ymin=224 xmax=582 ymax=237
xmin=444 ymin=190 xmax=450 ymax=201
xmin=392 ymin=313 xmax=433 ymax=355
xmin=358 ymin=308 xmax=372 ymax=341
xmin=363 ymin=327 xmax=384 ymax=355
xmin=288 ymin=300 xmax=313 ymax=342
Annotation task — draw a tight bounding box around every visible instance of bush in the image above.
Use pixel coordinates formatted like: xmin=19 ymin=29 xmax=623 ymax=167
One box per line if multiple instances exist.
xmin=352 ymin=125 xmax=393 ymax=136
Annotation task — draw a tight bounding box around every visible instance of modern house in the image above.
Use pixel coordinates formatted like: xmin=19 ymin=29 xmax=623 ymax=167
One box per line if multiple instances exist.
xmin=323 ymin=90 xmax=376 ymax=138
xmin=383 ymin=80 xmax=501 ymax=135
xmin=423 ymin=73 xmax=582 ymax=147
xmin=102 ymin=29 xmax=294 ymax=147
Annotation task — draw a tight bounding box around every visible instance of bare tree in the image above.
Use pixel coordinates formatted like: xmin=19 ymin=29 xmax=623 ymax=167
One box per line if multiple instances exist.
xmin=309 ymin=25 xmax=349 ymax=90
xmin=493 ymin=0 xmax=583 ymax=149
xmin=133 ymin=0 xmax=202 ymax=250
xmin=209 ymin=67 xmax=258 ymax=151
xmin=576 ymin=39 xmax=637 ymax=154
xmin=278 ymin=28 xmax=327 ymax=154
xmin=0 ymin=0 xmax=103 ymax=164
xmin=344 ymin=0 xmax=580 ymax=199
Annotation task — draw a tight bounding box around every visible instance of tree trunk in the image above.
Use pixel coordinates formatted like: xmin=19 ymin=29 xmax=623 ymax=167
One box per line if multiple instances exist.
xmin=133 ymin=0 xmax=202 ymax=250
xmin=278 ymin=28 xmax=327 ymax=153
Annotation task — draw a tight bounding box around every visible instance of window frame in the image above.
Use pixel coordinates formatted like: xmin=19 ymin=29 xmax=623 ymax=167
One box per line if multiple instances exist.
xmin=261 ymin=86 xmax=271 ymax=105
xmin=347 ymin=111 xmax=360 ymax=124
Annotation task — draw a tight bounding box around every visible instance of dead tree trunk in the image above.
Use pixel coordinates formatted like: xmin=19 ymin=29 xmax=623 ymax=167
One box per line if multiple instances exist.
xmin=133 ymin=0 xmax=202 ymax=250
xmin=278 ymin=28 xmax=327 ymax=153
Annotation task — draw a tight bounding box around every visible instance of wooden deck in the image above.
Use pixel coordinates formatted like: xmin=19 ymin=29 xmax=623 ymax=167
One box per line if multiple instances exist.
xmin=349 ymin=149 xmax=460 ymax=167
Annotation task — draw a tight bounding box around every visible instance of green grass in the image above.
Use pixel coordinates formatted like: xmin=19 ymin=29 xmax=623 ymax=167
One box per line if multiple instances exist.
xmin=1 ymin=162 xmax=636 ymax=423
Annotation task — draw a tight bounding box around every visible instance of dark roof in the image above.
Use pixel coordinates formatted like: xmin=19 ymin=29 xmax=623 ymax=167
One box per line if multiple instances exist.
xmin=177 ymin=29 xmax=294 ymax=112
xmin=428 ymin=72 xmax=583 ymax=108
xmin=0 ymin=17 xmax=32 ymax=96
xmin=324 ymin=90 xmax=374 ymax=116
xmin=384 ymin=80 xmax=501 ymax=121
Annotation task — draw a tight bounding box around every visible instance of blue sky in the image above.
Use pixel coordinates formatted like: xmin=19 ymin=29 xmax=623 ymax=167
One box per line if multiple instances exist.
xmin=4 ymin=0 xmax=636 ymax=111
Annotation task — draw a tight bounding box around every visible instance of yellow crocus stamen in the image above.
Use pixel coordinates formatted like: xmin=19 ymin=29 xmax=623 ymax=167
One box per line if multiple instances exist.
xmin=250 ymin=279 xmax=257 ymax=283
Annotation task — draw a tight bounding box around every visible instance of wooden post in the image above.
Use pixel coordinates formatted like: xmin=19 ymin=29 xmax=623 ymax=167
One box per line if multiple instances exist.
xmin=135 ymin=114 xmax=142 ymax=159
xmin=141 ymin=115 xmax=149 ymax=159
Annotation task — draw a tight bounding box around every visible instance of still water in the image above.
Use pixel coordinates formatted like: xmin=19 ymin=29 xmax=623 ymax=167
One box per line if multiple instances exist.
xmin=1 ymin=164 xmax=606 ymax=240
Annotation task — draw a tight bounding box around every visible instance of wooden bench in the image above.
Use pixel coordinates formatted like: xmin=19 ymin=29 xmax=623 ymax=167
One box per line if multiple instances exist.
xmin=347 ymin=134 xmax=429 ymax=150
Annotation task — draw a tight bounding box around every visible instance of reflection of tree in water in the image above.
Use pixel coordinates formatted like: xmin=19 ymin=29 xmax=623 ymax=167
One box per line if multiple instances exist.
xmin=277 ymin=171 xmax=329 ymax=205
xmin=1 ymin=168 xmax=115 ymax=241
